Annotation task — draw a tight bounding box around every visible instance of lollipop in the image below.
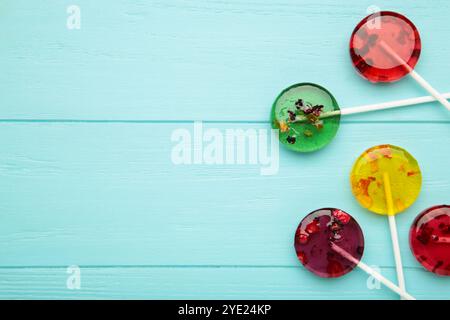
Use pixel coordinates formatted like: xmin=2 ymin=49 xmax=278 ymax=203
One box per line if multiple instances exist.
xmin=350 ymin=11 xmax=450 ymax=112
xmin=350 ymin=145 xmax=422 ymax=298
xmin=294 ymin=208 xmax=415 ymax=299
xmin=271 ymin=82 xmax=450 ymax=152
xmin=409 ymin=205 xmax=450 ymax=276
xmin=271 ymin=83 xmax=340 ymax=152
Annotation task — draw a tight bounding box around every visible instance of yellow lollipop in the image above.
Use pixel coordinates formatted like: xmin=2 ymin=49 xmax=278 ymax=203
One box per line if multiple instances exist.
xmin=350 ymin=144 xmax=422 ymax=299
xmin=350 ymin=144 xmax=422 ymax=215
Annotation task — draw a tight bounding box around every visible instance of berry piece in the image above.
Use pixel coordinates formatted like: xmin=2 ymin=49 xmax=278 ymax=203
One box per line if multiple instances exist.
xmin=332 ymin=209 xmax=351 ymax=225
xmin=305 ymin=219 xmax=320 ymax=234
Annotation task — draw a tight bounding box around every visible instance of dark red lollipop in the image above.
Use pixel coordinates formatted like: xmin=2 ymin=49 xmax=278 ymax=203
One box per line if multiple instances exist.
xmin=294 ymin=208 xmax=364 ymax=278
xmin=409 ymin=205 xmax=450 ymax=276
xmin=349 ymin=11 xmax=421 ymax=83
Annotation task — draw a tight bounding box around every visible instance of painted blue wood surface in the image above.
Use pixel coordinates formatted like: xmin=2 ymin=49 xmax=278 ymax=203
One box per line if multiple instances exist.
xmin=0 ymin=1 xmax=449 ymax=299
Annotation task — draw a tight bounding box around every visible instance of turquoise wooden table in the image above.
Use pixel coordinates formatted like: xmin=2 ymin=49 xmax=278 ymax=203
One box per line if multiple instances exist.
xmin=0 ymin=0 xmax=449 ymax=299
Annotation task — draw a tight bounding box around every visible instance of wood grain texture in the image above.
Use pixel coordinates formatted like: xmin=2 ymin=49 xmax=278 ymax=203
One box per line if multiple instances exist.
xmin=0 ymin=0 xmax=449 ymax=299
xmin=1 ymin=0 xmax=450 ymax=121
xmin=0 ymin=266 xmax=448 ymax=300
xmin=0 ymin=123 xmax=448 ymax=267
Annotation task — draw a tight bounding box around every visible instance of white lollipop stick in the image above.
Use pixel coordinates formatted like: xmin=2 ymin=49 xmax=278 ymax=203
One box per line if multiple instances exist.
xmin=436 ymin=237 xmax=450 ymax=244
xmin=408 ymin=71 xmax=450 ymax=111
xmin=331 ymin=243 xmax=416 ymax=300
xmin=291 ymin=92 xmax=450 ymax=123
xmin=379 ymin=41 xmax=450 ymax=112
xmin=340 ymin=92 xmax=450 ymax=115
xmin=383 ymin=172 xmax=406 ymax=300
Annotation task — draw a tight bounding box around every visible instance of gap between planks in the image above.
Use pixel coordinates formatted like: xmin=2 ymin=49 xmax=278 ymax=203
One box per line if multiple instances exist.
xmin=0 ymin=119 xmax=448 ymax=124
xmin=0 ymin=265 xmax=425 ymax=270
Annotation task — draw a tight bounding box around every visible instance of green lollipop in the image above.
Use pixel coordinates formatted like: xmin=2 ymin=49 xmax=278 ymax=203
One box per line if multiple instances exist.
xmin=272 ymin=82 xmax=450 ymax=153
xmin=271 ymin=83 xmax=341 ymax=152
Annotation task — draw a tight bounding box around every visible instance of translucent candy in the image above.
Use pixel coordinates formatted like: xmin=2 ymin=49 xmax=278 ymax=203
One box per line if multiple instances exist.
xmin=350 ymin=145 xmax=422 ymax=215
xmin=294 ymin=208 xmax=364 ymax=278
xmin=410 ymin=205 xmax=450 ymax=276
xmin=271 ymin=83 xmax=341 ymax=152
xmin=350 ymin=11 xmax=421 ymax=83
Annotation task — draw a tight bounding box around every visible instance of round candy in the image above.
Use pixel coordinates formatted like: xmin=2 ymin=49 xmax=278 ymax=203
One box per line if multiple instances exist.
xmin=294 ymin=208 xmax=364 ymax=278
xmin=409 ymin=205 xmax=450 ymax=276
xmin=349 ymin=11 xmax=421 ymax=83
xmin=350 ymin=144 xmax=422 ymax=215
xmin=271 ymin=83 xmax=341 ymax=152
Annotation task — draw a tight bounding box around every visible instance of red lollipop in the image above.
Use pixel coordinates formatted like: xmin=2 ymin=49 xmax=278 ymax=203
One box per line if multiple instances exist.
xmin=294 ymin=208 xmax=415 ymax=299
xmin=294 ymin=208 xmax=364 ymax=278
xmin=409 ymin=205 xmax=450 ymax=276
xmin=350 ymin=11 xmax=450 ymax=111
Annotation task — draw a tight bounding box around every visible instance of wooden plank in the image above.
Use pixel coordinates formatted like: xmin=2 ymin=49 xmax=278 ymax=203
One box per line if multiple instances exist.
xmin=0 ymin=122 xmax=448 ymax=267
xmin=0 ymin=266 xmax=448 ymax=299
xmin=1 ymin=0 xmax=450 ymax=121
